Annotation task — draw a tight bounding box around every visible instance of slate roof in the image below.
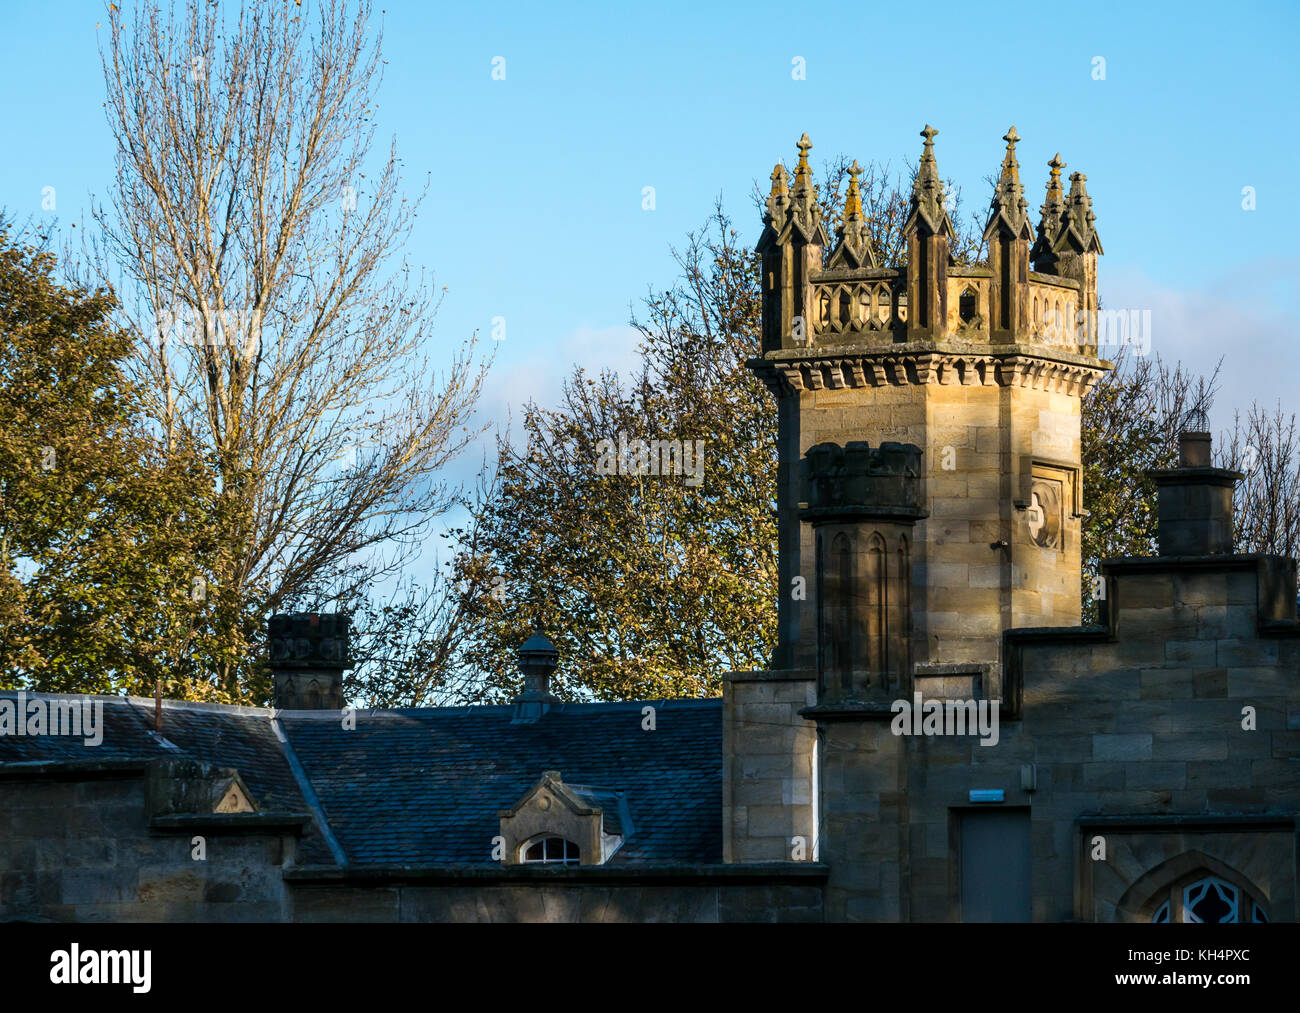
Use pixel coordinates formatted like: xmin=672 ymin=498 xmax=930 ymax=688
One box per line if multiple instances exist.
xmin=279 ymin=699 xmax=721 ymax=865
xmin=0 ymin=692 xmax=723 ymax=867
xmin=569 ymin=785 xmax=632 ymax=838
xmin=0 ymin=693 xmax=305 ymax=812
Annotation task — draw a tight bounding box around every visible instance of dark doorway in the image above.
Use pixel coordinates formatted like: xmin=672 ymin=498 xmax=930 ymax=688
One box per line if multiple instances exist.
xmin=959 ymin=808 xmax=1031 ymax=922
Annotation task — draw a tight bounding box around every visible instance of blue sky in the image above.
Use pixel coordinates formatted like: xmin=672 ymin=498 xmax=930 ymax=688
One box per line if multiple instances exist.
xmin=2 ymin=0 xmax=1297 ymax=515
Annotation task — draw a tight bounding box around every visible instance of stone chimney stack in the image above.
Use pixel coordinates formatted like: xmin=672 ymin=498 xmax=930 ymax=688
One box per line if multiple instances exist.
xmin=268 ymin=613 xmax=351 ymax=710
xmin=512 ymin=632 xmax=559 ymax=723
xmin=1148 ymin=430 xmax=1242 ymax=557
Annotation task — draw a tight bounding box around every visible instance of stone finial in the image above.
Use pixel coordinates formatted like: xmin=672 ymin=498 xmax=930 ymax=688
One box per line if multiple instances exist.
xmin=920 ymin=124 xmax=938 ymax=157
xmin=764 ymin=161 xmax=790 ymax=229
xmin=843 ymin=160 xmax=863 ymax=220
xmin=903 ymin=125 xmax=954 ymax=237
xmin=1057 ymin=171 xmax=1104 ymax=255
xmin=778 ymin=133 xmax=829 ymax=244
xmin=787 ymin=133 xmax=822 ymax=222
xmin=516 ymin=631 xmax=559 ymax=699
xmin=983 ymin=126 xmax=1034 ymax=242
xmin=1031 ymin=154 xmax=1068 ymax=269
xmin=793 ymin=133 xmax=814 ymax=194
xmin=829 ymin=159 xmax=877 ymax=269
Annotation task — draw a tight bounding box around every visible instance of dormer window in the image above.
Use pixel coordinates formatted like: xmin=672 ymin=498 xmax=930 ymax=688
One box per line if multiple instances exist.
xmin=497 ymin=770 xmax=632 ymax=867
xmin=520 ymin=836 xmax=580 ymax=865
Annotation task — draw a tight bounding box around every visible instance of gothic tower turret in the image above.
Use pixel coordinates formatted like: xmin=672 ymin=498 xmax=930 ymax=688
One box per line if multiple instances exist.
xmin=749 ymin=126 xmax=1109 ymax=697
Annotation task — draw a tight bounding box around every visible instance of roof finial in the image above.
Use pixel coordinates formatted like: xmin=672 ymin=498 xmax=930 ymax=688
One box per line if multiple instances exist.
xmin=919 ymin=125 xmax=938 ymax=168
xmin=983 ymin=126 xmax=1032 ymax=242
xmin=769 ymin=162 xmax=789 ymax=198
xmin=793 ymin=133 xmax=814 ymax=195
xmin=1065 ymin=171 xmax=1102 ymax=250
xmin=828 ymin=158 xmax=876 ymax=269
xmin=999 ymin=126 xmax=1024 ymax=190
xmin=1031 ymin=154 xmax=1068 ymax=269
xmin=843 ymin=159 xmax=863 ymax=221
xmin=904 ymin=125 xmax=953 ymax=237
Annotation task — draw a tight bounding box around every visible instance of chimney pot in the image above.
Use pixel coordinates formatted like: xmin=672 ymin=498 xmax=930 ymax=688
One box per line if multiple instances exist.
xmin=268 ymin=612 xmax=350 ymax=710
xmin=1149 ymin=433 xmax=1241 ymax=556
xmin=1178 ymin=430 xmax=1212 ymax=468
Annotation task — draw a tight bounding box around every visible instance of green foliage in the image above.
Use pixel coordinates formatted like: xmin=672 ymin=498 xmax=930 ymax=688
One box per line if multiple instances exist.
xmin=453 ymin=203 xmax=775 ymax=701
xmin=0 ymin=222 xmax=229 ymax=697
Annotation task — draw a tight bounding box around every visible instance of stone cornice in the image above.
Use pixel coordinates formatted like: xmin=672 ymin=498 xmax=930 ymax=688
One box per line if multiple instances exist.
xmin=747 ymin=343 xmax=1109 ymax=397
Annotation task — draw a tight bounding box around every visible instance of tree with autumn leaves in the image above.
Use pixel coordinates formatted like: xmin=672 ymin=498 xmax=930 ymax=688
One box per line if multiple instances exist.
xmin=0 ymin=221 xmax=222 ymax=695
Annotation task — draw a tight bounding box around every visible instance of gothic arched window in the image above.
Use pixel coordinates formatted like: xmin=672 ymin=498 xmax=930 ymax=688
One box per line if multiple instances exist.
xmin=520 ymin=837 xmax=580 ymax=865
xmin=1147 ymin=873 xmax=1267 ymax=923
xmin=959 ymin=286 xmax=978 ymax=325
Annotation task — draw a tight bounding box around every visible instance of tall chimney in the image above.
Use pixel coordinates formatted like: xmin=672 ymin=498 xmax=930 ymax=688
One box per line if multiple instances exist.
xmin=512 ymin=631 xmax=559 ymax=723
xmin=268 ymin=613 xmax=351 ymax=710
xmin=1148 ymin=431 xmax=1242 ymax=556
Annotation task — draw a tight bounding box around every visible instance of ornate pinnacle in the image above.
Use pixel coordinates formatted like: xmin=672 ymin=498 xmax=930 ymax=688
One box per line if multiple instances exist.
xmin=793 ymin=133 xmax=814 ymax=195
xmin=843 ymin=160 xmax=863 ymax=221
xmin=1031 ymin=154 xmax=1068 ymax=268
xmin=1048 ymin=152 xmax=1064 ymax=190
xmin=769 ymin=162 xmax=789 ymax=198
xmin=984 ymin=125 xmax=1032 ymax=241
xmin=764 ymin=160 xmax=790 ymax=229
xmin=1061 ymin=171 xmax=1103 ymax=253
xmin=829 ymin=158 xmax=875 ymax=268
xmin=759 ymin=137 xmax=828 ymax=250
xmin=785 ymin=133 xmax=826 ymax=238
xmin=904 ymin=125 xmax=952 ymax=237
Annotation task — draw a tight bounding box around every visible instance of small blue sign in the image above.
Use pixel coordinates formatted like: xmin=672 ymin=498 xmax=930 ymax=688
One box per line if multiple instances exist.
xmin=969 ymin=789 xmax=1005 ymax=803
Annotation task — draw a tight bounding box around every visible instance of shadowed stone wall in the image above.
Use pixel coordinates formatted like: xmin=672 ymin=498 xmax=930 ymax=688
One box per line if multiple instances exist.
xmin=0 ymin=774 xmax=294 ymax=922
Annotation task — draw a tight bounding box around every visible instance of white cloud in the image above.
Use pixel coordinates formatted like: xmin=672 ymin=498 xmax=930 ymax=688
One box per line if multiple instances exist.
xmin=1102 ymin=260 xmax=1300 ymax=435
xmin=477 ymin=323 xmax=644 ymax=454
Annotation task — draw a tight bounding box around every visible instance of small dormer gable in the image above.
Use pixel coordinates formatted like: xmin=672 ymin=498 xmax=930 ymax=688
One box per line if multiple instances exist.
xmin=498 ymin=770 xmax=629 ymax=866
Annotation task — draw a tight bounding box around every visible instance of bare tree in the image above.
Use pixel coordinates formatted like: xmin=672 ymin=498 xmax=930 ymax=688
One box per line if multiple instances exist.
xmin=84 ymin=0 xmax=490 ymax=700
xmin=1222 ymin=404 xmax=1300 ymax=560
xmin=1080 ymin=349 xmax=1219 ymax=621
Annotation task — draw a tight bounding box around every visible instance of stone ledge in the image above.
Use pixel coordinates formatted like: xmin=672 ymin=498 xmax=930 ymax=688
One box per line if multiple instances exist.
xmin=283 ymin=862 xmax=830 ymax=885
xmin=724 ymin=669 xmax=816 ymax=684
xmin=1101 ymin=553 xmax=1270 ymax=573
xmin=0 ymin=759 xmax=151 ymax=780
xmin=1075 ymin=813 xmax=1296 ymax=832
xmin=799 ymin=702 xmax=898 ymax=723
xmin=1003 ymin=624 xmax=1112 ymax=645
xmin=150 ymin=813 xmax=313 ymax=835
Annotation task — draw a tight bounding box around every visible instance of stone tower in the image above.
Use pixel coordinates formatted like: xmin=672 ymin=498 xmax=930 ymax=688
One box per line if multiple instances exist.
xmin=750 ymin=125 xmax=1109 ymax=700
